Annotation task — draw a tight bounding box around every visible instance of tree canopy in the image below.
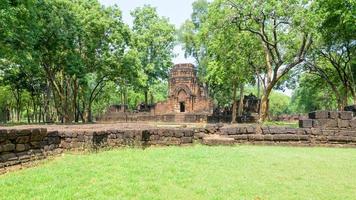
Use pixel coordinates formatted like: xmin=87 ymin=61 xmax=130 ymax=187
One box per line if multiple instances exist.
xmin=0 ymin=0 xmax=354 ymax=124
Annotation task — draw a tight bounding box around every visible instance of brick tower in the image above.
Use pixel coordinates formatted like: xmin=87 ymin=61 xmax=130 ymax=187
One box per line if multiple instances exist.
xmin=154 ymin=63 xmax=213 ymax=116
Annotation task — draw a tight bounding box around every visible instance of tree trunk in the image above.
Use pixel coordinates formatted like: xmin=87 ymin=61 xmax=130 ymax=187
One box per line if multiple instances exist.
xmin=259 ymin=87 xmax=272 ymax=122
xmin=237 ymin=84 xmax=244 ymax=117
xmin=257 ymin=76 xmax=260 ymax=99
xmin=87 ymin=103 xmax=92 ymax=123
xmin=144 ymin=90 xmax=148 ymax=108
xmin=231 ymin=83 xmax=237 ymax=124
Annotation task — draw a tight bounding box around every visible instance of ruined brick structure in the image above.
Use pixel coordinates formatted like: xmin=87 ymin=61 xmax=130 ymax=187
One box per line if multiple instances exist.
xmin=97 ymin=63 xmax=213 ymax=122
xmin=153 ymin=63 xmax=213 ymax=116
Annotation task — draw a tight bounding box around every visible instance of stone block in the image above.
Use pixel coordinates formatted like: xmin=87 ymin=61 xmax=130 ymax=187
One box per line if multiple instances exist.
xmin=339 ymin=111 xmax=353 ymax=120
xmin=16 ymin=136 xmax=30 ymax=143
xmin=183 ymin=130 xmax=194 ymax=137
xmin=248 ymin=134 xmax=263 ymax=141
xmin=163 ymin=130 xmax=173 ymax=137
xmin=261 ymin=127 xmax=270 ymax=134
xmin=16 ymin=129 xmax=32 ymax=137
xmin=232 ymin=135 xmax=248 ymax=140
xmin=1 ymin=143 xmax=15 ymax=152
xmin=338 ymin=119 xmax=350 ymax=128
xmin=321 ymin=130 xmax=335 ymax=136
xmin=220 ymin=128 xmax=235 ymax=135
xmin=1 ymin=153 xmax=17 ymax=161
xmin=262 ymin=135 xmax=273 ymax=141
xmin=311 ymin=128 xmax=322 ymax=135
xmin=269 ymin=127 xmax=286 ymax=134
xmin=273 ymin=134 xmax=299 ymax=141
xmin=30 ymin=141 xmax=41 ymax=148
xmin=181 ymin=137 xmax=193 ymax=143
xmin=327 ymin=136 xmax=349 ymax=143
xmin=15 ymin=144 xmax=27 ymax=152
xmin=174 ymin=130 xmax=184 ymax=138
xmin=328 ymin=111 xmax=339 ymax=119
xmin=312 ymin=119 xmax=337 ymax=128
xmin=298 ymin=135 xmax=309 ymax=141
xmin=309 ymin=111 xmax=329 ymax=119
xmin=16 ymin=152 xmax=30 ymax=161
xmin=285 ymin=128 xmax=297 ymax=134
xmin=149 ymin=134 xmax=160 ymax=141
xmin=7 ymin=129 xmax=17 ymax=140
xmin=0 ymin=129 xmax=8 ymax=142
xmin=299 ymin=119 xmax=313 ymax=128
xmin=246 ymin=126 xmax=255 ymax=134
xmin=47 ymin=131 xmax=59 ymax=137
xmin=351 ymin=119 xmax=356 ymax=128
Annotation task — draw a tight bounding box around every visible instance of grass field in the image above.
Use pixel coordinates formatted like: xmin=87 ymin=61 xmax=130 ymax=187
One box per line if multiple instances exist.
xmin=1 ymin=145 xmax=355 ymax=200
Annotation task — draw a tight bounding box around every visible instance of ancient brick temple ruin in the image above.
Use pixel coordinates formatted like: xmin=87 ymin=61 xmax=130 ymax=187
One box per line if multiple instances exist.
xmin=153 ymin=63 xmax=213 ymax=116
xmin=97 ymin=63 xmax=213 ymax=122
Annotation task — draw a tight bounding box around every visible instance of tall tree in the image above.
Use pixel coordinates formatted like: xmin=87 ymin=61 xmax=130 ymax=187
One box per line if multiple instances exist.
xmin=305 ymin=0 xmax=355 ymax=108
xmin=131 ymin=5 xmax=176 ymax=107
xmin=179 ymin=0 xmax=210 ymax=79
xmin=203 ymin=2 xmax=257 ymax=123
xmin=225 ymin=0 xmax=314 ymax=121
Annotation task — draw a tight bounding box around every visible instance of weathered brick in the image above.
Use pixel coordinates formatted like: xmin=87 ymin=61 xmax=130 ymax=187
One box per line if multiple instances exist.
xmin=327 ymin=136 xmax=349 ymax=142
xmin=181 ymin=137 xmax=193 ymax=143
xmin=1 ymin=143 xmax=15 ymax=152
xmin=15 ymin=144 xmax=27 ymax=152
xmin=16 ymin=136 xmax=30 ymax=143
xmin=328 ymin=111 xmax=339 ymax=119
xmin=351 ymin=119 xmax=356 ymax=128
xmin=183 ymin=130 xmax=194 ymax=137
xmin=338 ymin=119 xmax=350 ymax=128
xmin=1 ymin=153 xmax=17 ymax=161
xmin=16 ymin=152 xmax=30 ymax=161
xmin=299 ymin=119 xmax=313 ymax=128
xmin=248 ymin=134 xmax=263 ymax=141
xmin=246 ymin=126 xmax=255 ymax=133
xmin=274 ymin=134 xmax=299 ymax=141
xmin=232 ymin=135 xmax=248 ymax=140
xmin=0 ymin=129 xmax=8 ymax=142
xmin=309 ymin=111 xmax=329 ymax=119
xmin=269 ymin=127 xmax=286 ymax=134
xmin=263 ymin=135 xmax=273 ymax=141
xmin=17 ymin=129 xmax=32 ymax=136
xmin=261 ymin=127 xmax=270 ymax=134
xmin=298 ymin=135 xmax=309 ymax=141
xmin=312 ymin=119 xmax=337 ymax=128
xmin=174 ymin=130 xmax=184 ymax=137
xmin=339 ymin=111 xmax=353 ymax=120
xmin=321 ymin=130 xmax=335 ymax=136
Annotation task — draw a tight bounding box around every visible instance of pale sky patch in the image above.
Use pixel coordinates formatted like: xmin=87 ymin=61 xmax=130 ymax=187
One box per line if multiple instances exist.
xmin=99 ymin=0 xmax=196 ymax=64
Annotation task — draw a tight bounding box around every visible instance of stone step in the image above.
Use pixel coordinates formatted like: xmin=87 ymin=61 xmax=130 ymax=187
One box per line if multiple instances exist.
xmin=202 ymin=135 xmax=235 ymax=146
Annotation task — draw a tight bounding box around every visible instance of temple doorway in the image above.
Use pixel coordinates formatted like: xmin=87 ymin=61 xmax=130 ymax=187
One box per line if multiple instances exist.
xmin=180 ymin=102 xmax=185 ymax=112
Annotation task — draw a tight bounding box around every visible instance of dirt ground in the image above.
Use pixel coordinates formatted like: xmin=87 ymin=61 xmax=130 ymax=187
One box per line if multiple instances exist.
xmin=0 ymin=122 xmax=218 ymax=132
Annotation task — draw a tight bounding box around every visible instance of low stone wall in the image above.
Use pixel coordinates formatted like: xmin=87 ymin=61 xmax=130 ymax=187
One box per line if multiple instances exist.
xmin=299 ymin=111 xmax=356 ymax=129
xmin=1 ymin=124 xmax=356 ymax=173
xmin=0 ymin=128 xmax=56 ymax=172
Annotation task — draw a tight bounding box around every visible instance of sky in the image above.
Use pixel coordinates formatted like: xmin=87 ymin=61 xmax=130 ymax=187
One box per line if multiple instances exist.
xmin=99 ymin=0 xmax=196 ymax=64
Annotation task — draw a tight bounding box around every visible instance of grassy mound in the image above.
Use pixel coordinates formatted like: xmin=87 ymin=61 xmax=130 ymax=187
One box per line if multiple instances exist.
xmin=1 ymin=145 xmax=355 ymax=200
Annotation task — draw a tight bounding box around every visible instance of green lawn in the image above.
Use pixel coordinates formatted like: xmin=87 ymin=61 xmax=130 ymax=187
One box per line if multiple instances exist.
xmin=1 ymin=146 xmax=355 ymax=200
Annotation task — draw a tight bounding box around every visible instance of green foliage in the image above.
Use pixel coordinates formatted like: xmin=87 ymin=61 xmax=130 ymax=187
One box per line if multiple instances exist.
xmin=291 ymin=73 xmax=338 ymax=113
xmin=269 ymin=91 xmax=292 ymax=116
xmin=1 ymin=146 xmax=356 ymax=199
xmin=131 ymin=5 xmax=175 ymax=98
